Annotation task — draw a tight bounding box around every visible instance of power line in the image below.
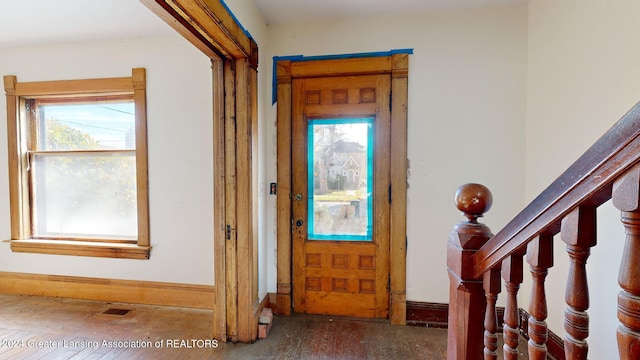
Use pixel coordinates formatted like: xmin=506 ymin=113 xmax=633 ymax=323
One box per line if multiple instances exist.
xmin=94 ymin=104 xmax=134 ymax=116
xmin=55 ymin=119 xmax=128 ymax=133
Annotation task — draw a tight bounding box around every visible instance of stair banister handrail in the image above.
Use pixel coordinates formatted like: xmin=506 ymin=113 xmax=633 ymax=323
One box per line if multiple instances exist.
xmin=471 ymin=102 xmax=640 ymax=278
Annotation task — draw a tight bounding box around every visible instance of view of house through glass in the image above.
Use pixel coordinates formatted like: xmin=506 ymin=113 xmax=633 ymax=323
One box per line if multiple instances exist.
xmin=31 ymin=101 xmax=137 ymax=240
xmin=307 ymin=118 xmax=373 ymax=241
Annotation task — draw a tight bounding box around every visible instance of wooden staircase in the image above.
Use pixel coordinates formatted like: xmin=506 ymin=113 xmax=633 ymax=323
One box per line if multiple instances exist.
xmin=447 ymin=101 xmax=640 ymax=359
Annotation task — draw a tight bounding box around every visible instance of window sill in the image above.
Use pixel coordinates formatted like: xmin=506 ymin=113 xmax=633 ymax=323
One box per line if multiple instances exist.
xmin=7 ymin=239 xmax=151 ymax=260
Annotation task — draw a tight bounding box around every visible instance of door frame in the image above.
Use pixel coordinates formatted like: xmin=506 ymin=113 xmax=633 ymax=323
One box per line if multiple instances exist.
xmin=275 ymin=53 xmax=409 ymax=325
xmin=143 ymin=0 xmax=260 ymax=343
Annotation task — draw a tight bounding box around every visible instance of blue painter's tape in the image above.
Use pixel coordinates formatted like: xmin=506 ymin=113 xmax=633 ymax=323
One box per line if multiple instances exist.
xmin=307 ymin=118 xmax=374 ymax=242
xmin=308 ymin=235 xmax=371 ymax=241
xmin=219 ymin=0 xmax=256 ymax=43
xmin=272 ymin=49 xmax=414 ymax=104
xmin=278 ymin=48 xmax=413 ymax=63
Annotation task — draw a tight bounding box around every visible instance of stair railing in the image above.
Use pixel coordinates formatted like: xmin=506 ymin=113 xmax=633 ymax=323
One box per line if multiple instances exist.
xmin=447 ymin=101 xmax=640 ymax=359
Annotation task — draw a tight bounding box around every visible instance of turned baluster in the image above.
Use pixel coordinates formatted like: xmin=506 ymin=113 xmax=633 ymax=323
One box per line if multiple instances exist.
xmin=613 ymin=163 xmax=640 ymax=359
xmin=526 ymin=234 xmax=554 ymax=360
xmin=502 ymin=252 xmax=523 ymax=359
xmin=483 ymin=267 xmax=501 ymax=360
xmin=447 ymin=183 xmax=493 ymax=359
xmin=561 ymin=206 xmax=597 ymax=359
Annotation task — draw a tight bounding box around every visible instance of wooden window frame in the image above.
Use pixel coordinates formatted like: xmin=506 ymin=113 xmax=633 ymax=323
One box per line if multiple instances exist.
xmin=3 ymin=68 xmax=150 ymax=260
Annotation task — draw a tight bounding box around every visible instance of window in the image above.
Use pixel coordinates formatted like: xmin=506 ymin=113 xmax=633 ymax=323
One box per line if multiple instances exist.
xmin=3 ymin=68 xmax=150 ymax=259
xmin=308 ymin=118 xmax=373 ymax=241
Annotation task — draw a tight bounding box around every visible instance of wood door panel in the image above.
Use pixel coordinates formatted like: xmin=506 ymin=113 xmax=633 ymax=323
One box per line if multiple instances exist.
xmin=276 ymin=54 xmax=408 ymax=324
xmin=292 ymin=74 xmax=390 ymax=319
xmin=304 ymin=245 xmax=377 ymax=302
xmin=306 ymin=292 xmax=376 ymax=318
xmin=303 ymin=104 xmax=378 ymax=118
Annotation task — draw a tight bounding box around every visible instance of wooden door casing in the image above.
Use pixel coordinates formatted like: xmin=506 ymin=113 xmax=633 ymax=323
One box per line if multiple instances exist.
xmin=292 ymin=74 xmax=391 ymax=319
xmin=276 ymin=54 xmax=409 ymax=325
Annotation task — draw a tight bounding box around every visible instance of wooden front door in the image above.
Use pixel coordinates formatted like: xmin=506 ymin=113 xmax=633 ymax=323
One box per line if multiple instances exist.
xmin=292 ymin=74 xmax=391 ymax=318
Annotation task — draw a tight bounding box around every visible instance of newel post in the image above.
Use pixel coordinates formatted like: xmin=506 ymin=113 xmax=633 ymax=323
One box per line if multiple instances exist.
xmin=447 ymin=183 xmax=493 ymax=359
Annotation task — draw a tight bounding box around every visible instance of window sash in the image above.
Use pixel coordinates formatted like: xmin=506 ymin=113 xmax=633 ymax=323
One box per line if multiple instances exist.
xmin=29 ymin=150 xmax=137 ymax=241
xmin=33 ymin=99 xmax=136 ymax=152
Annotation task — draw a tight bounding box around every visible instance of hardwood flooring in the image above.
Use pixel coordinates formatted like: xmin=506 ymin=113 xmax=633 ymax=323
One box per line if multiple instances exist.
xmin=0 ymin=293 xmax=527 ymax=359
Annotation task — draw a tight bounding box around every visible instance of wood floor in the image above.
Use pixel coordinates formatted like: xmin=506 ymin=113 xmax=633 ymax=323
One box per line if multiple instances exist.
xmin=0 ymin=293 xmax=527 ymax=359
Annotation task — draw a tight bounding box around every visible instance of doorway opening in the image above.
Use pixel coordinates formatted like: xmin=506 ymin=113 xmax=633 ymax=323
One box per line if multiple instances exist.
xmin=275 ymin=52 xmax=410 ymax=324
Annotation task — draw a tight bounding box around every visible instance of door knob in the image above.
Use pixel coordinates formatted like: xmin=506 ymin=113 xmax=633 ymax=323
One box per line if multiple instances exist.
xmin=294 ymin=193 xmax=303 ymax=201
xmin=296 ymin=220 xmax=304 ymax=227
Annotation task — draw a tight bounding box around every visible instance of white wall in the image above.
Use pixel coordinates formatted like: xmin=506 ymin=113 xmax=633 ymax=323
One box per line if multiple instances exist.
xmin=526 ymin=0 xmax=640 ymax=357
xmin=264 ymin=4 xmax=528 ymax=302
xmin=0 ymin=34 xmax=216 ymax=285
xmin=1 ymin=1 xmax=632 ymax=353
xmin=0 ymin=0 xmax=272 ymax=296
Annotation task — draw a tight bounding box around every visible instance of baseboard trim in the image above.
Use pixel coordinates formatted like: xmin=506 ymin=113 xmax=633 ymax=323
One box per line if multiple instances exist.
xmin=406 ymin=301 xmax=448 ymax=328
xmin=267 ymin=292 xmax=277 ymax=310
xmin=406 ymin=301 xmax=565 ymax=359
xmin=546 ymin=328 xmax=565 ymax=360
xmin=0 ymin=271 xmax=215 ymax=309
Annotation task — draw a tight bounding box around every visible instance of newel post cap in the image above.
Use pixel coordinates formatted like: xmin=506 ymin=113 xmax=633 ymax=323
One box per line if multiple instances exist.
xmin=455 ymin=183 xmax=493 ymax=223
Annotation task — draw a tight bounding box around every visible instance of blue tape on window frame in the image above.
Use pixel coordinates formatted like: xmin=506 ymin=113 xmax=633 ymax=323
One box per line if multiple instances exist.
xmin=307 ymin=117 xmax=374 ymax=242
xmin=272 ymin=48 xmax=413 ymax=104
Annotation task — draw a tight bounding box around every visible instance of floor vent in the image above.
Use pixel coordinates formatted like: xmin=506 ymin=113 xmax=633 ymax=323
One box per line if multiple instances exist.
xmin=102 ymin=308 xmax=131 ymax=316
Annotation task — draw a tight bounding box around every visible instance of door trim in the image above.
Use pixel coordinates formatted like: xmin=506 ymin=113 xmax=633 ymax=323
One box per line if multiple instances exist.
xmin=144 ymin=0 xmax=260 ymax=342
xmin=276 ymin=54 xmax=409 ymax=325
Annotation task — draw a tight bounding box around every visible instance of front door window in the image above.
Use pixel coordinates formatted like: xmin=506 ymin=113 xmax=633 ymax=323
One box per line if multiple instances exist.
xmin=308 ymin=118 xmax=373 ymax=241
